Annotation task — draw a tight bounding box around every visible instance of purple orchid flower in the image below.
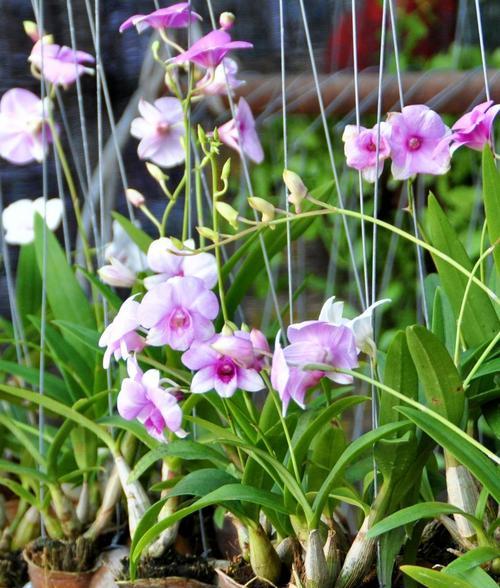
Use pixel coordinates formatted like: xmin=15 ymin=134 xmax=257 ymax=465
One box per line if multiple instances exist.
xmin=218 ymin=98 xmax=264 ymax=164
xmin=182 ymin=334 xmax=264 ymax=398
xmin=342 ymin=123 xmax=391 ymax=182
xmin=0 ymin=88 xmax=53 ymax=165
xmin=99 ymin=297 xmax=146 ymax=368
xmin=117 ymin=356 xmax=186 ymax=441
xmin=388 ymin=104 xmax=451 ymax=180
xmin=449 ymin=100 xmax=500 ymax=153
xmin=210 ymin=329 xmax=269 ymax=371
xmin=131 ymin=97 xmax=185 ymax=168
xmin=138 ymin=276 xmax=219 ymax=350
xmin=29 ymin=40 xmax=95 ymax=87
xmin=271 ymin=322 xmax=358 ymax=414
xmin=196 ymin=58 xmax=245 ymax=96
xmin=119 ymin=3 xmax=202 ymax=34
xmin=144 ymin=237 xmax=217 ymax=291
xmin=171 ymin=29 xmax=253 ymax=69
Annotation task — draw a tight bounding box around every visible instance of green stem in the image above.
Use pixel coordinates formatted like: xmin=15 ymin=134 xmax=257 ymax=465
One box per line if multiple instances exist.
xmin=463 ymin=330 xmax=500 ymax=389
xmin=210 ymin=156 xmax=229 ymax=323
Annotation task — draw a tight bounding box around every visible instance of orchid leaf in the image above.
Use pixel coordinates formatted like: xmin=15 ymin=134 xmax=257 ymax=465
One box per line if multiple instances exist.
xmin=167 ymin=469 xmax=239 ymax=499
xmin=401 ymin=566 xmax=476 ymax=588
xmin=112 ymin=211 xmax=152 ymax=253
xmin=426 ymin=194 xmax=499 ymax=347
xmin=445 ymin=546 xmax=500 ymax=575
xmin=406 ymin=325 xmax=464 ymax=425
xmin=16 ymin=242 xmax=42 ymax=328
xmin=0 ymin=359 xmax=70 ymax=403
xmin=77 ymin=267 xmax=122 ymax=311
xmin=482 ymin=147 xmax=500 ymax=274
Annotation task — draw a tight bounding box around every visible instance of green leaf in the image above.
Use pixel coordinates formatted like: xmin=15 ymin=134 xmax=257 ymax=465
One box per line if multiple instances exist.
xmin=482 ymin=147 xmax=500 ymax=274
xmin=0 ymin=477 xmax=39 ymax=508
xmin=0 ymin=359 xmax=70 ymax=403
xmin=77 ymin=267 xmax=122 ymax=311
xmin=128 ymin=441 xmax=229 ymax=482
xmin=398 ymin=406 xmax=500 ymax=502
xmin=381 ymin=331 xmax=418 ymax=426
xmin=33 ymin=214 xmax=94 ymax=329
xmin=431 ymin=285 xmax=456 ymax=354
xmin=53 ymin=321 xmax=101 ymax=356
xmin=16 ymin=243 xmax=42 ymax=327
xmin=445 ymin=546 xmax=500 ymax=575
xmin=406 ymin=325 xmax=464 ymax=425
xmin=401 ymin=565 xmax=475 ymax=588
xmin=426 ymin=194 xmax=499 ymax=347
xmin=368 ymin=502 xmax=475 ymax=538
xmin=167 ymin=469 xmax=239 ymax=499
xmin=111 ymin=212 xmax=152 ymax=253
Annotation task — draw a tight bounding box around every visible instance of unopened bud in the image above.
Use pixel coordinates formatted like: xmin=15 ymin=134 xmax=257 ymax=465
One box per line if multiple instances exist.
xmin=197 ymin=226 xmax=218 ymax=241
xmin=125 ymin=188 xmax=145 ymax=208
xmin=197 ymin=124 xmax=207 ymax=146
xmin=146 ymin=162 xmax=167 ymax=183
xmin=169 ymin=236 xmax=184 ymax=250
xmin=23 ymin=20 xmax=41 ymax=42
xmin=248 ymin=197 xmax=275 ymax=226
xmin=219 ymin=12 xmax=235 ymax=31
xmin=216 ymin=202 xmax=239 ymax=229
xmin=283 ymin=169 xmax=309 ymax=213
xmin=98 ymin=258 xmax=136 ymax=288
xmin=221 ymin=158 xmax=231 ymax=183
xmin=220 ymin=324 xmax=234 ymax=337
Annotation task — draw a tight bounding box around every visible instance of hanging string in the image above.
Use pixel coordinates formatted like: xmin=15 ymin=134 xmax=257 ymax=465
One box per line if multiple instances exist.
xmin=473 ymin=0 xmax=490 ymax=102
xmin=297 ymin=0 xmax=365 ymax=309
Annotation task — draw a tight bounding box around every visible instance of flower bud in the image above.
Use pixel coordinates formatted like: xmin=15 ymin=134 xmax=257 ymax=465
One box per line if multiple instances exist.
xmin=23 ymin=20 xmax=41 ymax=42
xmin=216 ymin=202 xmax=239 ymax=229
xmin=98 ymin=258 xmax=136 ymax=288
xmin=197 ymin=226 xmax=218 ymax=241
xmin=221 ymin=158 xmax=231 ymax=183
xmin=169 ymin=236 xmax=184 ymax=250
xmin=219 ymin=12 xmax=235 ymax=31
xmin=125 ymin=188 xmax=145 ymax=208
xmin=248 ymin=197 xmax=275 ymax=225
xmin=283 ymin=169 xmax=309 ymax=213
xmin=146 ymin=162 xmax=167 ymax=183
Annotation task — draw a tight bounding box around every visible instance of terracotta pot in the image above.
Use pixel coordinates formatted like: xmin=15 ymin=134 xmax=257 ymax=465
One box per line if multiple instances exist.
xmin=23 ymin=550 xmax=99 ymax=588
xmin=214 ymin=570 xmax=242 ymax=588
xmin=116 ymin=578 xmax=213 ymax=588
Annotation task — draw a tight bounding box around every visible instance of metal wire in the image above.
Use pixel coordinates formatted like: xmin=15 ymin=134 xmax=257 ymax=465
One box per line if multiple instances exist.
xmin=473 ymin=0 xmax=491 ymax=102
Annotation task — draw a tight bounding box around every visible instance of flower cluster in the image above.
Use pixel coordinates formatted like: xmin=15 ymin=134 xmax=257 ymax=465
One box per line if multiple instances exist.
xmin=343 ymin=102 xmax=499 ymax=182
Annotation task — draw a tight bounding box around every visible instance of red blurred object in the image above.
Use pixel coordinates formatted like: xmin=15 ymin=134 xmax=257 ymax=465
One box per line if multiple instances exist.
xmin=326 ymin=0 xmax=458 ymax=72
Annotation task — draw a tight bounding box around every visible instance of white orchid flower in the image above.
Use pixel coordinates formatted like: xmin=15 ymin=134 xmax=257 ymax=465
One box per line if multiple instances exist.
xmin=318 ymin=296 xmax=391 ymax=356
xmin=2 ymin=197 xmax=63 ymax=245
xmin=100 ymin=220 xmax=147 ymax=287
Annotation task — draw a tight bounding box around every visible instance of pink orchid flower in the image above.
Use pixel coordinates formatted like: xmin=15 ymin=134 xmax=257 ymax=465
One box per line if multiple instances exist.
xmin=0 ymin=88 xmax=53 ymax=165
xmin=119 ymin=3 xmax=202 ymax=34
xmin=218 ymin=98 xmax=264 ymax=164
xmin=117 ymin=356 xmax=186 ymax=442
xmin=449 ymin=100 xmax=500 ymax=153
xmin=182 ymin=334 xmax=264 ymax=398
xmin=271 ymin=322 xmax=358 ymax=414
xmin=131 ymin=97 xmax=185 ymax=168
xmin=171 ymin=29 xmax=253 ymax=69
xmin=210 ymin=329 xmax=270 ymax=371
xmin=196 ymin=58 xmax=245 ymax=96
xmin=388 ymin=104 xmax=451 ymax=180
xmin=29 ymin=40 xmax=94 ymax=87
xmin=138 ymin=276 xmax=219 ymax=350
xmin=99 ymin=297 xmax=146 ymax=368
xmin=342 ymin=123 xmax=391 ymax=182
xmin=144 ymin=237 xmax=217 ymax=291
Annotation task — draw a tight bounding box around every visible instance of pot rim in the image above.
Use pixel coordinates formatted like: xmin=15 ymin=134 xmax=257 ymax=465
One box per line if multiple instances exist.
xmin=115 ymin=576 xmax=215 ymax=587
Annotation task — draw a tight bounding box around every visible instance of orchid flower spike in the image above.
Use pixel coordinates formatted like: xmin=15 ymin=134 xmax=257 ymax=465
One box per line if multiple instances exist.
xmin=449 ymin=100 xmax=500 ymax=153
xmin=2 ymin=197 xmax=63 ymax=245
xmin=218 ymin=98 xmax=264 ymax=164
xmin=387 ymin=105 xmax=451 ymax=180
xmin=0 ymin=88 xmax=53 ymax=165
xmin=182 ymin=334 xmax=264 ymax=398
xmin=342 ymin=123 xmax=391 ymax=182
xmin=144 ymin=237 xmax=217 ymax=291
xmin=29 ymin=40 xmax=95 ymax=87
xmin=117 ymin=356 xmax=187 ymax=442
xmin=119 ymin=3 xmax=202 ymax=34
xmin=99 ymin=297 xmax=146 ymax=368
xmin=131 ymin=98 xmax=185 ymax=168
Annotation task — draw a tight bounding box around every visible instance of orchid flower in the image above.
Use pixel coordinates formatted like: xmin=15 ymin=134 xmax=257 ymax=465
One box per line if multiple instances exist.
xmin=28 ymin=40 xmax=95 ymax=87
xmin=138 ymin=276 xmax=219 ymax=350
xmin=144 ymin=237 xmax=217 ymax=291
xmin=170 ymin=29 xmax=252 ymax=69
xmin=2 ymin=197 xmax=63 ymax=245
xmin=131 ymin=98 xmax=185 ymax=168
xmin=342 ymin=123 xmax=391 ymax=182
xmin=119 ymin=3 xmax=202 ymax=34
xmin=0 ymin=88 xmax=53 ymax=165
xmin=182 ymin=334 xmax=264 ymax=398
xmin=210 ymin=328 xmax=270 ymax=371
xmin=98 ymin=297 xmax=146 ymax=369
xmin=117 ymin=356 xmax=186 ymax=441
xmin=196 ymin=58 xmax=245 ymax=96
xmin=449 ymin=100 xmax=500 ymax=153
xmin=387 ymin=105 xmax=451 ymax=180
xmin=218 ymin=98 xmax=264 ymax=164
xmin=319 ymin=296 xmax=391 ymax=357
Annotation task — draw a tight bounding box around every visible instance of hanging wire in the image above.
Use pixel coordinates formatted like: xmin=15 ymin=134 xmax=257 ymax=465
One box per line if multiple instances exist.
xmin=473 ymin=0 xmax=490 ymax=102
xmin=297 ymin=0 xmax=365 ymax=309
xmin=279 ymin=0 xmax=294 ymax=324
xmin=205 ymin=0 xmax=285 ymax=336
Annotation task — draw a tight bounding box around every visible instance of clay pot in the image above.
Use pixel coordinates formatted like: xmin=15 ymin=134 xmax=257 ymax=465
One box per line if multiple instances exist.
xmin=23 ymin=550 xmax=99 ymax=588
xmin=116 ymin=579 xmax=213 ymax=588
xmin=214 ymin=569 xmax=242 ymax=588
